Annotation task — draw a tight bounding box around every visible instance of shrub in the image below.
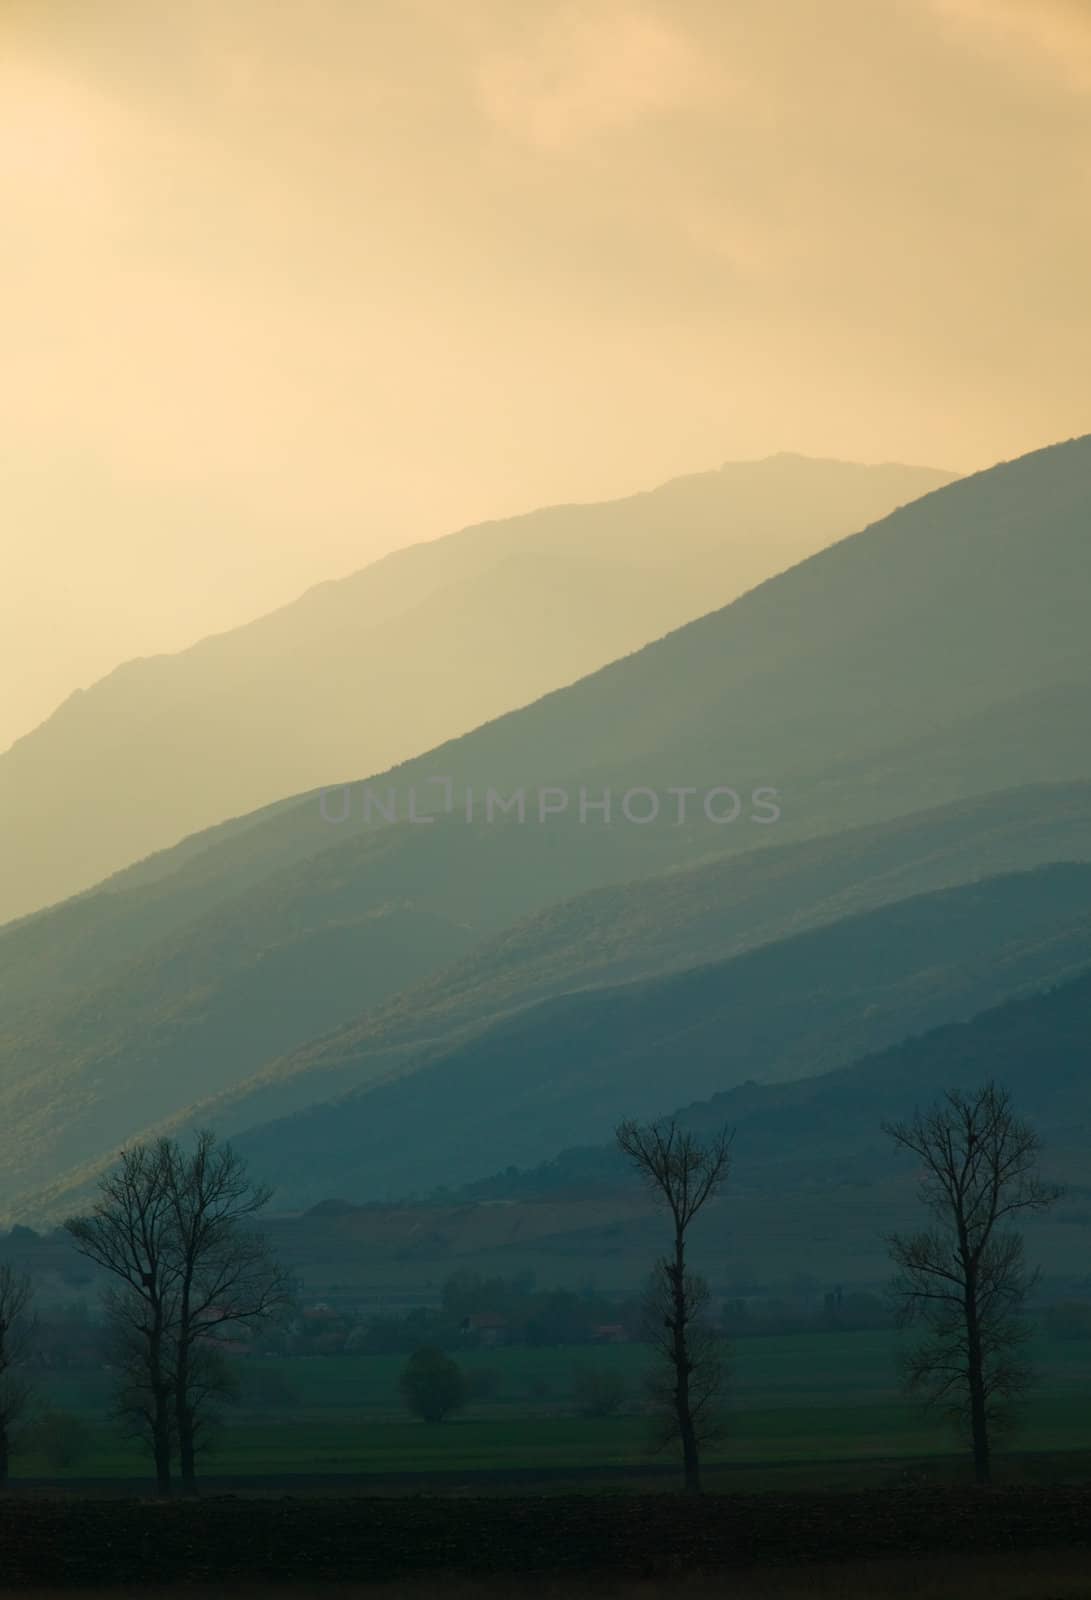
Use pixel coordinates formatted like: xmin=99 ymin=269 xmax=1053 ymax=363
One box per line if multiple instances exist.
xmin=399 ymin=1346 xmax=467 ymax=1423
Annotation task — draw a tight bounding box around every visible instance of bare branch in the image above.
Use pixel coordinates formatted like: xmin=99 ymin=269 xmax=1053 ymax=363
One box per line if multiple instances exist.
xmin=616 ymin=1116 xmax=732 ymax=1492
xmin=884 ymin=1081 xmax=1060 ymax=1484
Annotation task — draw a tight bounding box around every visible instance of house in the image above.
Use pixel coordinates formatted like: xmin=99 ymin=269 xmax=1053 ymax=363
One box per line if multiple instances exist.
xmin=459 ymin=1312 xmax=509 ymax=1347
xmin=592 ymin=1324 xmax=629 ymax=1344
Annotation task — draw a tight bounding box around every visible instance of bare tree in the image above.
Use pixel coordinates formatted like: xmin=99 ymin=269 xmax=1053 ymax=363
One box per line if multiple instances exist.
xmin=65 ymin=1133 xmax=286 ymax=1496
xmin=162 ymin=1131 xmax=289 ymax=1495
xmin=884 ymin=1082 xmax=1062 ymax=1485
xmin=641 ymin=1266 xmax=726 ymax=1460
xmin=0 ymin=1264 xmax=33 ymax=1485
xmin=66 ymin=1143 xmax=179 ymax=1495
xmin=109 ymin=1310 xmax=177 ymax=1473
xmin=616 ymin=1118 xmax=731 ymax=1492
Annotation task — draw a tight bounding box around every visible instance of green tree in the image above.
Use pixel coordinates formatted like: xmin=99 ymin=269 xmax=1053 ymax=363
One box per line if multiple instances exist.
xmin=399 ymin=1346 xmax=466 ymax=1423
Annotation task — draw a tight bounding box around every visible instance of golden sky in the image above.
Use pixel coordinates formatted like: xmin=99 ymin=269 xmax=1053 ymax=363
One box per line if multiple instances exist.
xmin=2 ymin=0 xmax=1089 ymax=751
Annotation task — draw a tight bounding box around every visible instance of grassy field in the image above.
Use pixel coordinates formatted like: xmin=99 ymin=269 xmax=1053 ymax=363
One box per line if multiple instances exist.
xmin=15 ymin=1328 xmax=1091 ymax=1484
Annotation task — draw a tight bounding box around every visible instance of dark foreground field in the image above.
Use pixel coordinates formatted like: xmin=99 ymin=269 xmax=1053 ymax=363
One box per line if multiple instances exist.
xmin=2 ymin=1488 xmax=1090 ymax=1592
xmin=6 ymin=1556 xmax=1091 ymax=1600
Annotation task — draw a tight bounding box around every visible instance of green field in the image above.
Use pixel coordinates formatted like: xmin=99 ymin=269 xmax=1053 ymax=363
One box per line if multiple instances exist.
xmin=16 ymin=1329 xmax=1091 ymax=1484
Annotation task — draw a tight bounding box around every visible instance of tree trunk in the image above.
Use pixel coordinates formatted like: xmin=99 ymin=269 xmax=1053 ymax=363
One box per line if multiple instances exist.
xmin=178 ymin=1404 xmax=197 ymax=1496
xmin=0 ymin=1422 xmax=9 ymax=1486
xmin=174 ymin=1330 xmax=197 ymax=1496
xmin=671 ymin=1230 xmax=701 ymax=1494
xmin=964 ymin=1272 xmax=990 ymax=1486
xmin=148 ymin=1320 xmax=173 ymax=1497
xmin=153 ymin=1404 xmax=173 ymax=1498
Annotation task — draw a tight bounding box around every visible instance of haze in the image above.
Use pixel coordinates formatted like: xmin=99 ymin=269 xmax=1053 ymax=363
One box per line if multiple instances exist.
xmin=2 ymin=0 xmax=1089 ymax=751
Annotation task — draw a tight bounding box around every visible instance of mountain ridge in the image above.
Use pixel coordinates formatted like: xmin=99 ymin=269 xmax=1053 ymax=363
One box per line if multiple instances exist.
xmin=2 ymin=436 xmax=1089 ymax=1218
xmin=13 ymin=850 xmax=1091 ymax=1222
xmin=0 ymin=454 xmax=950 ymax=921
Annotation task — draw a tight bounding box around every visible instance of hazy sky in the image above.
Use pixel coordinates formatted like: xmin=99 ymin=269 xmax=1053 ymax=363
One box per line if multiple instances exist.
xmin=2 ymin=0 xmax=1089 ymax=751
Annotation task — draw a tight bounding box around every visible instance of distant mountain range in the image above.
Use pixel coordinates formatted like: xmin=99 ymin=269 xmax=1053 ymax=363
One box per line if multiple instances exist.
xmin=3 ymin=435 xmax=1089 ymax=1225
xmin=220 ymin=862 xmax=1091 ymax=1208
xmin=402 ymin=962 xmax=1091 ymax=1289
xmin=208 ymin=956 xmax=1091 ymax=1298
xmin=458 ymin=957 xmax=1091 ymax=1209
xmin=0 ymin=455 xmax=950 ymax=924
xmin=10 ymin=783 xmax=1091 ymax=1221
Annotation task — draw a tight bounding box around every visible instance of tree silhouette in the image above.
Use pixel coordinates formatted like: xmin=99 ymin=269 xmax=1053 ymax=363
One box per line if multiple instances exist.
xmin=0 ymin=1263 xmax=33 ymax=1485
xmin=399 ymin=1346 xmax=466 ymax=1423
xmin=884 ymin=1081 xmax=1062 ymax=1484
xmin=616 ymin=1117 xmax=731 ymax=1492
xmin=162 ymin=1131 xmax=288 ymax=1495
xmin=66 ymin=1132 xmax=286 ymax=1495
xmin=66 ymin=1144 xmax=179 ymax=1495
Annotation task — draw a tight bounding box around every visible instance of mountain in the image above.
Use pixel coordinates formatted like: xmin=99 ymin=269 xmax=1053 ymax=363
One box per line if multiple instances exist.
xmin=241 ymin=959 xmax=1091 ymax=1298
xmin=0 ymin=455 xmax=950 ymax=924
xmin=2 ymin=435 xmax=1089 ymax=1215
xmin=392 ymin=963 xmax=1091 ymax=1290
xmin=215 ymin=863 xmax=1091 ymax=1207
xmin=461 ymin=959 xmax=1091 ymax=1208
xmin=2 ymin=437 xmax=1084 ymax=1013
xmin=7 ymin=781 xmax=1091 ymax=1222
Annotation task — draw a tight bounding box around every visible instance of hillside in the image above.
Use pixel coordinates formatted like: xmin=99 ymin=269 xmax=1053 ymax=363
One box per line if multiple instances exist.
xmin=14 ymin=839 xmax=1091 ymax=1220
xmin=458 ymin=959 xmax=1091 ymax=1212
xmin=3 ymin=779 xmax=1091 ymax=1221
xmin=2 ymin=436 xmax=1089 ymax=1215
xmin=130 ymin=781 xmax=1091 ymax=1165
xmin=261 ymin=963 xmax=1091 ymax=1296
xmin=1 ymin=439 xmax=1086 ymax=1019
xmin=436 ymin=963 xmax=1091 ymax=1288
xmin=0 ymin=455 xmax=947 ymax=924
xmin=215 ymin=863 xmax=1091 ymax=1207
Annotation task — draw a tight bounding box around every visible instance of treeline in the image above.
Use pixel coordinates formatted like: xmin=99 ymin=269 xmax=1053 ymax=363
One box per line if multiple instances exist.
xmin=0 ymin=1080 xmax=1074 ymax=1497
xmin=723 ymin=1288 xmax=893 ymax=1337
xmin=13 ymin=1278 xmax=1089 ymax=1373
xmin=352 ymin=1277 xmax=897 ymax=1353
xmin=358 ymin=1272 xmax=644 ymax=1354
